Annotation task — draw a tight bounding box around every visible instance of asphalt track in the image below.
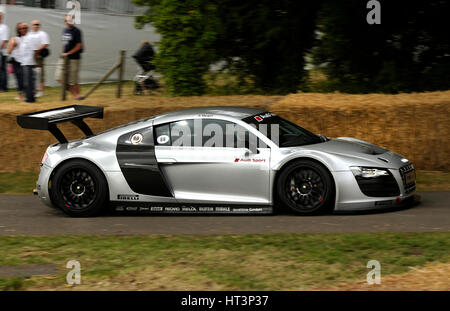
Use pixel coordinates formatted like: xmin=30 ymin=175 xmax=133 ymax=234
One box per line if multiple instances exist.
xmin=0 ymin=191 xmax=448 ymax=235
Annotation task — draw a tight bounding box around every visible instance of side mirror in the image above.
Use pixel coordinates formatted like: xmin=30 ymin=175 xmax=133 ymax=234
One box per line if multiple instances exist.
xmin=317 ymin=134 xmax=328 ymax=142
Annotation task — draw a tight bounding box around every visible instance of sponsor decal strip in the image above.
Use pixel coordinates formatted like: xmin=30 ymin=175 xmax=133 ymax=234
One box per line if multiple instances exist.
xmin=111 ymin=203 xmax=272 ymax=214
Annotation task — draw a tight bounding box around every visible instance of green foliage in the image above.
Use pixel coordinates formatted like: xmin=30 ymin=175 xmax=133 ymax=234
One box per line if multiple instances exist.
xmin=134 ymin=0 xmax=321 ymax=95
xmin=134 ymin=0 xmax=219 ymax=95
xmin=213 ymin=0 xmax=321 ymax=94
xmin=311 ymin=0 xmax=450 ymax=93
xmin=204 ymin=72 xmax=257 ymax=95
xmin=134 ymin=0 xmax=449 ymax=95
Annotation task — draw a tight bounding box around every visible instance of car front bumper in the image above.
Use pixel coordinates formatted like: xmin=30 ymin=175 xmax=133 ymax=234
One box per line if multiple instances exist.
xmin=333 ymin=166 xmax=418 ymax=212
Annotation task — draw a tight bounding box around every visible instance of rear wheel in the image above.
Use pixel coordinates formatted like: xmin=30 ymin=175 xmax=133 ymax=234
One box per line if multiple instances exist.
xmin=50 ymin=160 xmax=108 ymax=217
xmin=277 ymin=159 xmax=334 ymax=215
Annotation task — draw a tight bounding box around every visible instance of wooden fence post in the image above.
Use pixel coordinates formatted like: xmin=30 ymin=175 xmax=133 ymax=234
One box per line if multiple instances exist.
xmin=81 ymin=63 xmax=120 ymax=100
xmin=116 ymin=50 xmax=125 ymax=98
xmin=61 ymin=56 xmax=69 ymax=101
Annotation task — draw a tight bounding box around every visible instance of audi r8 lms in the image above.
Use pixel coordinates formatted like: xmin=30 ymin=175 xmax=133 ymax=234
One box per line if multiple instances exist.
xmin=17 ymin=105 xmax=417 ymax=217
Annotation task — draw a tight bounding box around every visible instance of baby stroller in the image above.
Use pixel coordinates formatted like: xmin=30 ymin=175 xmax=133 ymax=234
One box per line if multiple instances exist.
xmin=132 ymin=41 xmax=159 ymax=95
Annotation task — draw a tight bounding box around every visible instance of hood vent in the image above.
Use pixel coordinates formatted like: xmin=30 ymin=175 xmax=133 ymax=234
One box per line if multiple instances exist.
xmin=378 ymin=157 xmax=389 ymax=163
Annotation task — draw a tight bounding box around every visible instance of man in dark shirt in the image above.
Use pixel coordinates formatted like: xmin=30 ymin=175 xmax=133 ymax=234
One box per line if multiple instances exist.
xmin=133 ymin=40 xmax=155 ymax=72
xmin=55 ymin=15 xmax=83 ymax=99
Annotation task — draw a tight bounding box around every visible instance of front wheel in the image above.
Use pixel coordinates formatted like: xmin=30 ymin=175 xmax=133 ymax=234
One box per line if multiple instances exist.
xmin=49 ymin=160 xmax=108 ymax=217
xmin=277 ymin=160 xmax=335 ymax=215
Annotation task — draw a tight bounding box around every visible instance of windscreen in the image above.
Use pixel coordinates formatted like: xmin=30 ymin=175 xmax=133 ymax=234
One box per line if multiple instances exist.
xmin=242 ymin=113 xmax=322 ymax=147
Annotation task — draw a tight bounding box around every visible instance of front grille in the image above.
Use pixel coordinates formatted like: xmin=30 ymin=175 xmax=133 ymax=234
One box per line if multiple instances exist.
xmin=355 ymin=172 xmax=400 ymax=197
xmin=399 ymin=164 xmax=416 ymax=194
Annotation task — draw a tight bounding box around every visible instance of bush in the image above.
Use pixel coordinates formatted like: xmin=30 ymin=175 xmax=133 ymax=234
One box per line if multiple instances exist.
xmin=134 ymin=0 xmax=219 ymax=95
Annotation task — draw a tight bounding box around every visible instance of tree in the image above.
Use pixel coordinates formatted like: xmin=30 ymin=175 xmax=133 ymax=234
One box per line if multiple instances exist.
xmin=214 ymin=0 xmax=321 ymax=94
xmin=312 ymin=0 xmax=450 ymax=93
xmin=134 ymin=0 xmax=320 ymax=95
xmin=134 ymin=0 xmax=219 ymax=95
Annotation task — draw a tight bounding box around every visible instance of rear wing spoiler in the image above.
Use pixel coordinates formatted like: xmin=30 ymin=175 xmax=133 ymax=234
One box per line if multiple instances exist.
xmin=17 ymin=105 xmax=104 ymax=143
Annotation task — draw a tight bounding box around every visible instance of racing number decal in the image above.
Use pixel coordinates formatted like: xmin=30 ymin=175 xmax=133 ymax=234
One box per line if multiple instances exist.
xmin=157 ymin=135 xmax=170 ymax=145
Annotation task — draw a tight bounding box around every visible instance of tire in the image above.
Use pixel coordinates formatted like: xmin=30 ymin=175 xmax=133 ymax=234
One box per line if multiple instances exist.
xmin=276 ymin=159 xmax=335 ymax=215
xmin=49 ymin=160 xmax=108 ymax=217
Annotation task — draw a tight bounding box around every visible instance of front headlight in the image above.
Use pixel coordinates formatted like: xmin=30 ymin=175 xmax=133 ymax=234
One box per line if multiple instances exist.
xmin=350 ymin=166 xmax=390 ymax=178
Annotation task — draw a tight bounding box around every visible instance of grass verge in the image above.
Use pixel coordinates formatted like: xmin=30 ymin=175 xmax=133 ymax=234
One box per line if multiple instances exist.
xmin=0 ymin=170 xmax=448 ymax=194
xmin=0 ymin=233 xmax=449 ymax=290
xmin=415 ymin=170 xmax=450 ymax=191
xmin=0 ymin=172 xmax=38 ymax=194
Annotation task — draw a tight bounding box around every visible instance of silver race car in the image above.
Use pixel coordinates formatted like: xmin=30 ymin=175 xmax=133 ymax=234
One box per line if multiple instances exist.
xmin=17 ymin=105 xmax=417 ymax=217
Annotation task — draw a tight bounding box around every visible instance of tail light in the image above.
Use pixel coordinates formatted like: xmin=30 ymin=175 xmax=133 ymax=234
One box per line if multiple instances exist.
xmin=41 ymin=152 xmax=48 ymax=165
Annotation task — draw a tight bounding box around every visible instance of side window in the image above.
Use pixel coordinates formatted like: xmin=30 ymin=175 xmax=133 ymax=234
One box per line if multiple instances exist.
xmin=155 ymin=120 xmax=196 ymax=147
xmin=155 ymin=119 xmax=267 ymax=148
xmin=170 ymin=120 xmax=195 ymax=147
xmin=154 ymin=124 xmax=171 ymax=146
xmin=202 ymin=119 xmax=227 ymax=147
xmin=202 ymin=119 xmax=262 ymax=149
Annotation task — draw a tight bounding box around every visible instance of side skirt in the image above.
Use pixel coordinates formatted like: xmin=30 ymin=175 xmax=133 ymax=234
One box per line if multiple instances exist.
xmin=109 ymin=201 xmax=273 ymax=215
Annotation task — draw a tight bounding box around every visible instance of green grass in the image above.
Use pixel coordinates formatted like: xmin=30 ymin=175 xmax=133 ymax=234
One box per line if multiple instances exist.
xmin=0 ymin=172 xmax=38 ymax=194
xmin=0 ymin=233 xmax=449 ymax=290
xmin=0 ymin=170 xmax=448 ymax=194
xmin=415 ymin=171 xmax=450 ymax=191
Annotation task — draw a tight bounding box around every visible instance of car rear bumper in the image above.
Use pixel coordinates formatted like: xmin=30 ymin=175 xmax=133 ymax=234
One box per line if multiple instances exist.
xmin=35 ymin=164 xmax=53 ymax=208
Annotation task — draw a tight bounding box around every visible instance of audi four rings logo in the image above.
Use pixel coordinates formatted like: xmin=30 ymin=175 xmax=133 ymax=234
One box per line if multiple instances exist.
xmin=130 ymin=133 xmax=143 ymax=145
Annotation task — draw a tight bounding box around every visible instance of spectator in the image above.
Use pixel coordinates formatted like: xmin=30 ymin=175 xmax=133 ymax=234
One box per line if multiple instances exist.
xmin=29 ymin=20 xmax=49 ymax=97
xmin=0 ymin=12 xmax=9 ymax=92
xmin=133 ymin=40 xmax=155 ymax=72
xmin=19 ymin=22 xmax=39 ymax=103
xmin=7 ymin=22 xmax=26 ymax=101
xmin=55 ymin=15 xmax=83 ymax=100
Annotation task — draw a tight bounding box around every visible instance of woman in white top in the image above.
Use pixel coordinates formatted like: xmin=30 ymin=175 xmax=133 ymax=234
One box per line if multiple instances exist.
xmin=7 ymin=22 xmax=27 ymax=101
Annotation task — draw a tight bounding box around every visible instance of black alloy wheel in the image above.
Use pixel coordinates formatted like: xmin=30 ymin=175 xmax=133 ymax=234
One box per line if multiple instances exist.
xmin=277 ymin=159 xmax=334 ymax=215
xmin=60 ymin=168 xmax=96 ymax=210
xmin=50 ymin=160 xmax=108 ymax=217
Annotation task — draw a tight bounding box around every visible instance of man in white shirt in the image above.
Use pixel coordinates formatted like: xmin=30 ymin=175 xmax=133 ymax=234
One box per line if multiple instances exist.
xmin=20 ymin=23 xmax=40 ymax=103
xmin=0 ymin=12 xmax=9 ymax=92
xmin=29 ymin=20 xmax=49 ymax=97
